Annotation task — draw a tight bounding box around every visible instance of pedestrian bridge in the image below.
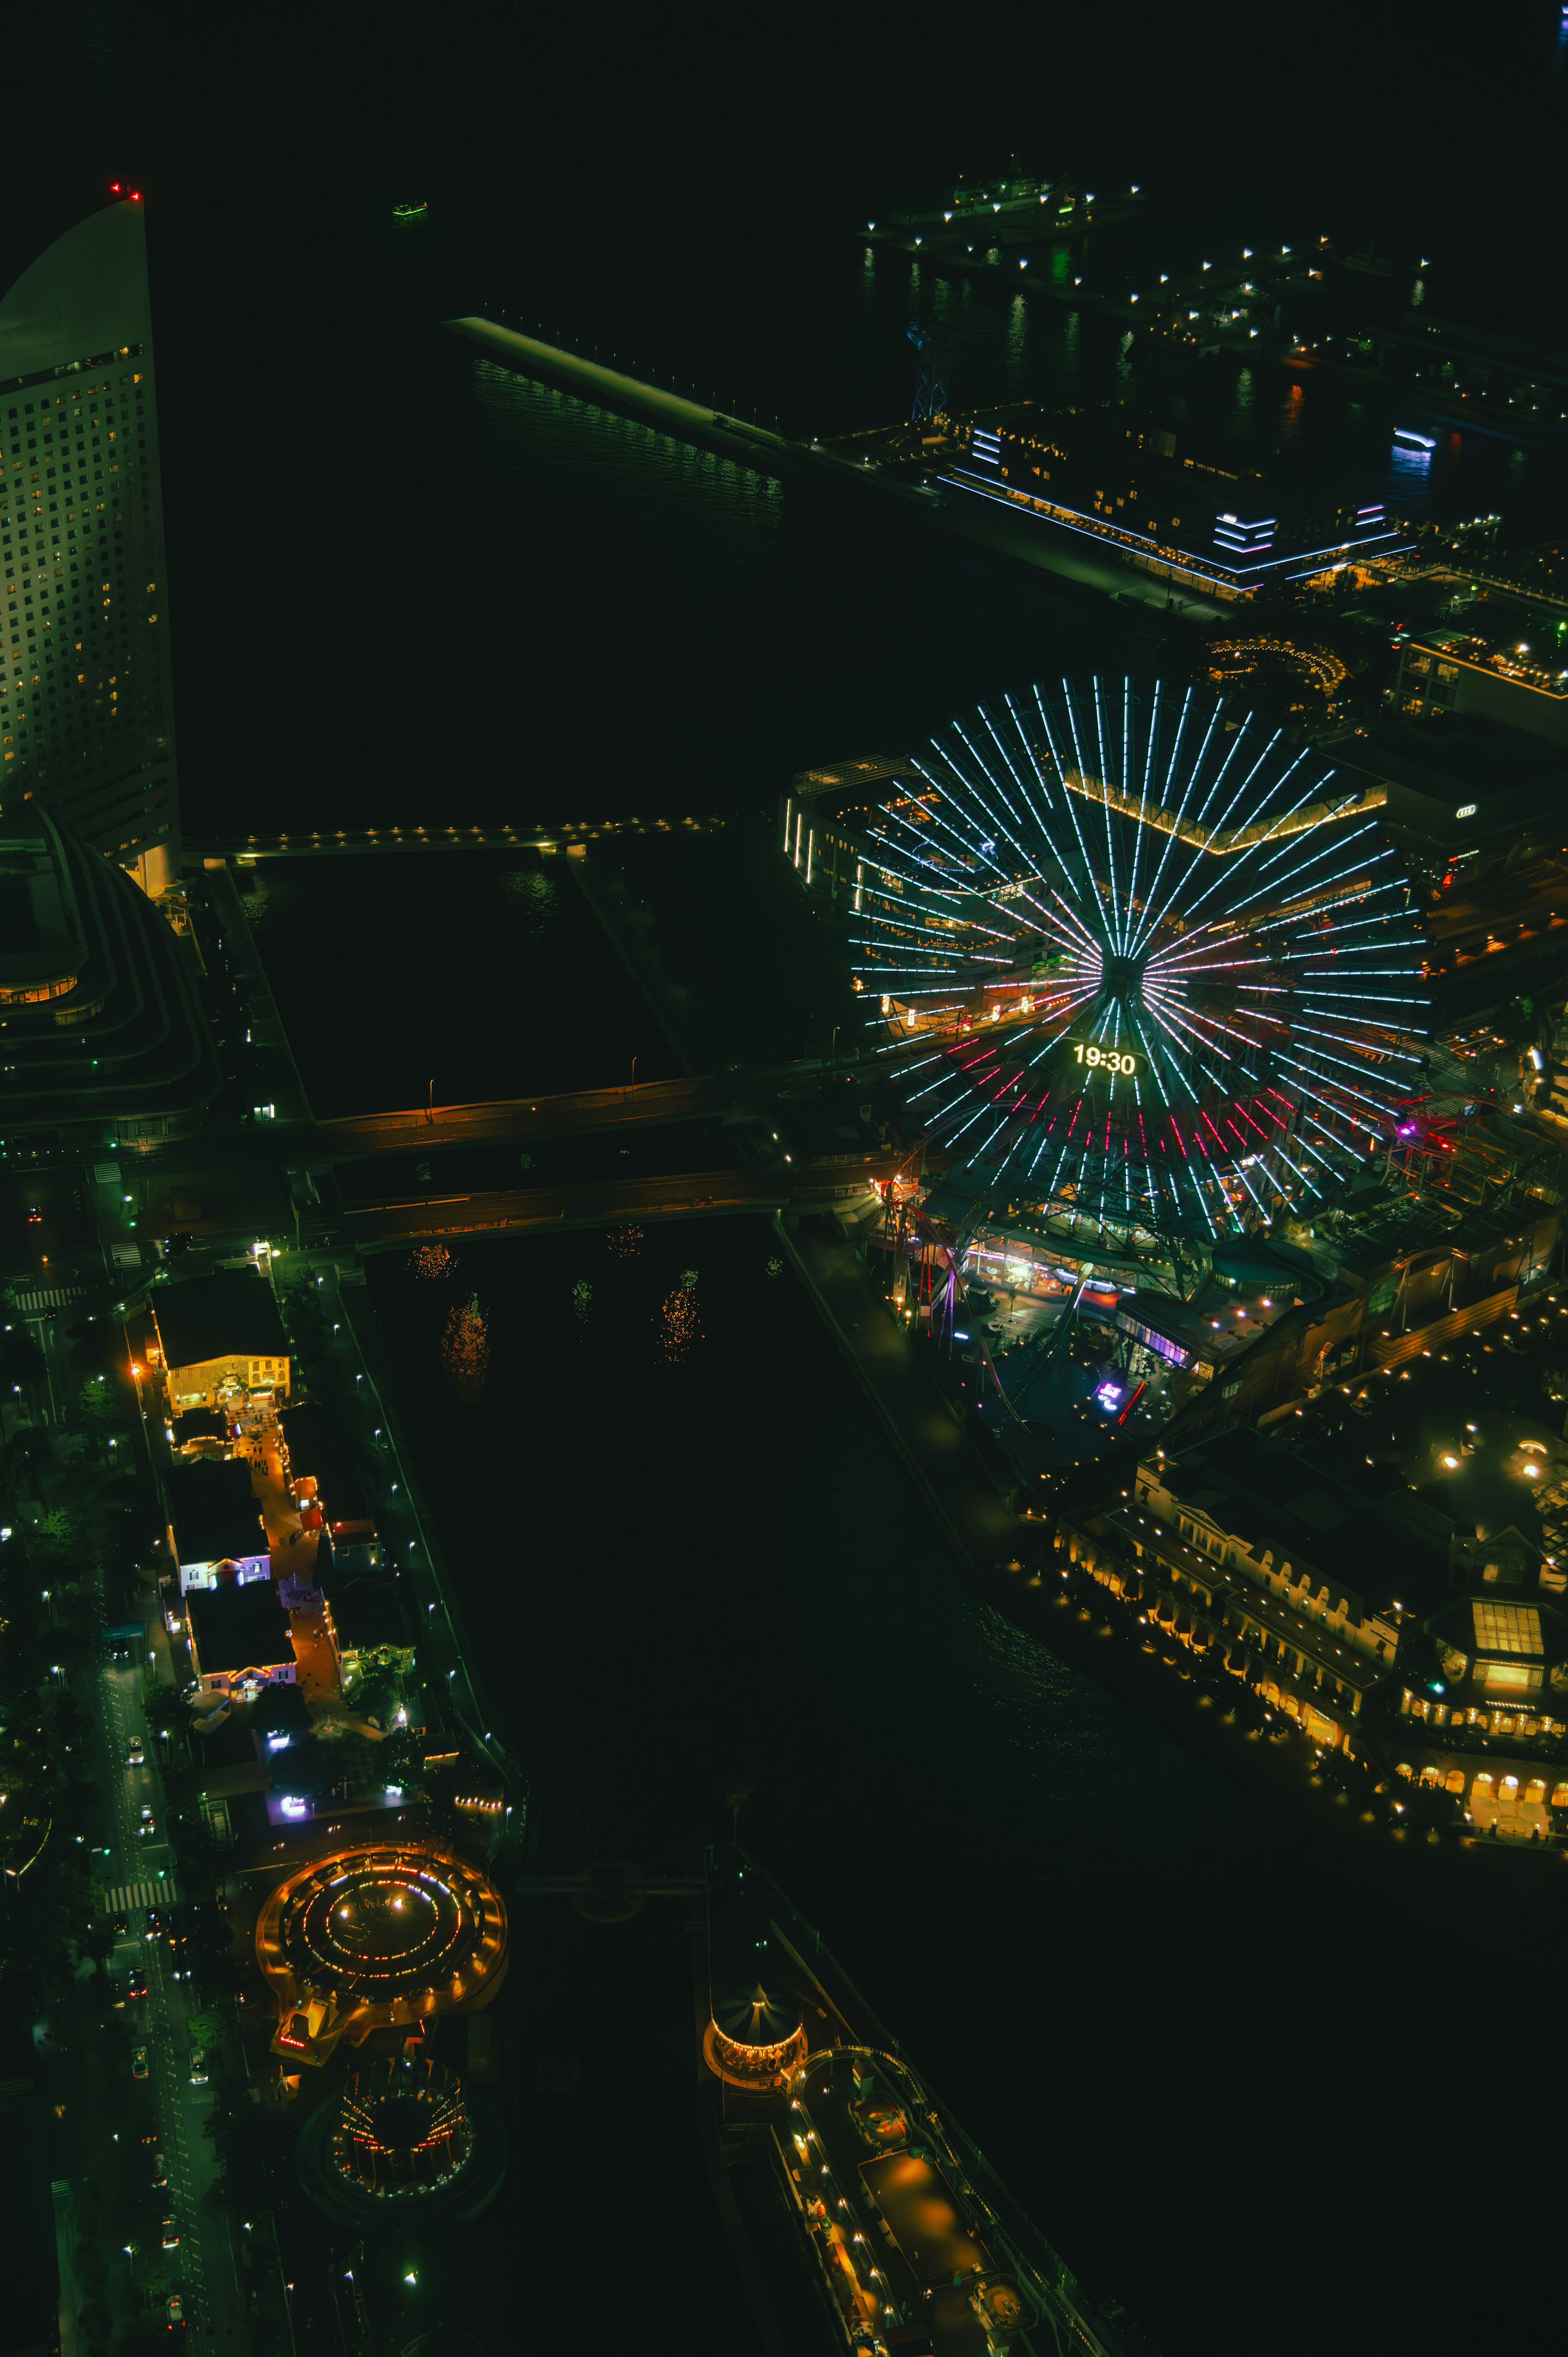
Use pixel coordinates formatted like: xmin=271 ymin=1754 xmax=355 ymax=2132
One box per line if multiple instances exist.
xmin=186 ymin=814 xmax=721 ymax=861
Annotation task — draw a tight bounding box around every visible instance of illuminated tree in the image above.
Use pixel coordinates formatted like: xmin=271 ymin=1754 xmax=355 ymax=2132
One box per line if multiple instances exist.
xmin=410 ymin=1244 xmax=457 ymax=1280
xmin=656 ymin=1273 xmax=701 ymax=1363
xmin=441 ymin=1293 xmax=490 ymax=1397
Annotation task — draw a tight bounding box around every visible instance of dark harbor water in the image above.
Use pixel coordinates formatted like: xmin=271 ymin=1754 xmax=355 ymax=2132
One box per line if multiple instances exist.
xmin=230 ymin=341 xmax=1568 ymax=2355
xmin=362 ymin=1213 xmax=1568 ymax=2357
xmin=158 ymin=219 xmax=1568 ymax=851
xmin=239 ymin=851 xmax=679 ymax=1117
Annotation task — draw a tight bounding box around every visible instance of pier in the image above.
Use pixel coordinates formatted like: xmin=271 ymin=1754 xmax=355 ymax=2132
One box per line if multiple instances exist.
xmin=445 ymin=317 xmax=1218 ymax=617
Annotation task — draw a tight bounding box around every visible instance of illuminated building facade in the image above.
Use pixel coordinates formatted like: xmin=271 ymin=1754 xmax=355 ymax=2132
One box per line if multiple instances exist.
xmin=0 ymin=197 xmax=179 ymax=893
xmin=951 ymin=410 xmax=1408 ymax=599
xmin=150 ymin=1268 xmax=292 ymax=1411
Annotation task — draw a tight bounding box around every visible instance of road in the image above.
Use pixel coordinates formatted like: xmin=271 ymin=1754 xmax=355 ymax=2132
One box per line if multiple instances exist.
xmin=342 ymin=1154 xmax=900 ymax=1249
xmin=313 ymin=1070 xmax=731 ymax=1153
xmin=90 ymin=1645 xmax=250 ymax=2352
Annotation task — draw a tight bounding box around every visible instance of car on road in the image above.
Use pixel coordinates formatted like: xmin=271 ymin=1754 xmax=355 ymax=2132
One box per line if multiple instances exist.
xmin=126 ymin=1740 xmax=144 ymax=1766
xmin=137 ymin=1817 xmax=155 ymax=1842
xmin=188 ymin=2063 xmax=208 ymax=2086
xmin=146 ymin=1909 xmax=165 ymax=1934
xmin=166 ymin=2295 xmax=183 ymax=2329
xmin=109 ymin=1909 xmax=128 ymax=1936
xmin=127 ymin=1970 xmax=149 ymax=2000
xmin=161 ymin=2220 xmax=179 ymax=2250
xmin=152 ymin=2150 xmax=167 ymax=2186
xmin=131 ymin=2047 xmax=149 ymax=2080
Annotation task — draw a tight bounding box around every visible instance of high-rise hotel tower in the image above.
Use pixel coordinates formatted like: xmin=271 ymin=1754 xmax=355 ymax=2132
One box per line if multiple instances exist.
xmin=0 ymin=198 xmax=178 ymax=895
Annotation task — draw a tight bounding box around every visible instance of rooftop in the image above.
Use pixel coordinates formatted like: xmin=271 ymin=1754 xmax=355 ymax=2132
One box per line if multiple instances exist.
xmin=278 ymin=1401 xmax=370 ymax=1523
xmin=153 ymin=1267 xmax=289 ymax=1370
xmin=186 ymin=1579 xmax=293 ymax=1675
xmin=1153 ymin=1423 xmax=1457 ymax=1609
xmin=169 ymin=1457 xmax=266 ymax=1567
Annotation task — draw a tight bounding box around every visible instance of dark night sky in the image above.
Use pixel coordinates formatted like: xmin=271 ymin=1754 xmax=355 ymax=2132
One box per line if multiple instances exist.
xmin=8 ymin=5 xmax=1568 ymax=348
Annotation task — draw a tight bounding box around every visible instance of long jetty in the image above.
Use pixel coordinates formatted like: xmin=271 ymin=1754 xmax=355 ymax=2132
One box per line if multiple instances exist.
xmin=444 ymin=317 xmax=1216 ymax=618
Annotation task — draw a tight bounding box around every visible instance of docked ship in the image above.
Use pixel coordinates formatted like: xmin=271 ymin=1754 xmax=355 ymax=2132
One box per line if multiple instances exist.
xmin=699 ymin=1845 xmax=1157 ymax=2357
xmin=878 ymin=169 xmax=1145 ymax=247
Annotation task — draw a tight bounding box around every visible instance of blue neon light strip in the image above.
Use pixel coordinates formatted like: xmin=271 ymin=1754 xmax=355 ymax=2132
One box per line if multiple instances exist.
xmin=946 ymin=470 xmax=1410 ymax=583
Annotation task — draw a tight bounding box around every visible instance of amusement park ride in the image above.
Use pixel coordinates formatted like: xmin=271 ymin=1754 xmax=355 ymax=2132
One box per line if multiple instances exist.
xmin=853 ymin=673 xmax=1437 ymax=1433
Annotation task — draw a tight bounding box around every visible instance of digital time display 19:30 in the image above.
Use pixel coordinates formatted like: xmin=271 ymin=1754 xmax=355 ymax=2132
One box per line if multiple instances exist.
xmin=1074 ymin=1042 xmax=1138 ymax=1076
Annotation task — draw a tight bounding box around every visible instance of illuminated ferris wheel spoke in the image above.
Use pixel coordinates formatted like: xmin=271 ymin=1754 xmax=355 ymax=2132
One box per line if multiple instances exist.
xmin=1060 ymin=676 xmax=1093 ymax=805
xmin=924 ymin=738 xmax=1031 ymax=874
xmin=1032 ymin=687 xmax=1107 ymax=915
xmin=1252 ymin=784 xmax=1362 ymax=874
xmin=1134 ymin=726 xmax=1296 ymax=954
xmin=1250 ymin=821 xmax=1382 ymax=912
xmin=1275 ymin=1046 xmax=1397 ymax=1124
xmin=869 ymin=676 xmax=1429 ymax=1251
xmin=947 ymin=722 xmax=1031 ymax=854
xmin=1294 ymin=1017 xmax=1423 ymax=1066
xmin=1000 ymin=692 xmax=1060 ymax=832
xmin=900 ymin=769 xmax=1008 ymax=884
xmin=978 ymin=701 xmax=1037 ymax=822
xmin=1118 ymin=680 xmax=1164 ymax=950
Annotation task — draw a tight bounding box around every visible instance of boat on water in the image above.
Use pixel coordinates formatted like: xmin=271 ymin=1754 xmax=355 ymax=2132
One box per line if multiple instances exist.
xmin=700 ymin=1844 xmax=1158 ymax=2357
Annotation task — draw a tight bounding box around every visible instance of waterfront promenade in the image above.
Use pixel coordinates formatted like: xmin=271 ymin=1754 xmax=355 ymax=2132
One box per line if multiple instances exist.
xmin=777 ymin=1213 xmax=1019 ymax=1575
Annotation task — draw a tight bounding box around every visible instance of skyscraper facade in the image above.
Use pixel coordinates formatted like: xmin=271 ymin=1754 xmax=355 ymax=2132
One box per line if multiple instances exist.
xmin=0 ymin=197 xmax=178 ymax=895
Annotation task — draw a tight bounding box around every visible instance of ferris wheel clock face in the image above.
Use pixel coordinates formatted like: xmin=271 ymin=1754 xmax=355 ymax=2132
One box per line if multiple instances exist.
xmin=857 ymin=677 xmax=1430 ymax=1237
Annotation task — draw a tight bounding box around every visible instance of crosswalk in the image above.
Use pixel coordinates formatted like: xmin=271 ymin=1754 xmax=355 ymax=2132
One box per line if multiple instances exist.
xmin=14 ymin=1285 xmax=87 ymax=1316
xmin=101 ymin=1878 xmax=180 ymax=1913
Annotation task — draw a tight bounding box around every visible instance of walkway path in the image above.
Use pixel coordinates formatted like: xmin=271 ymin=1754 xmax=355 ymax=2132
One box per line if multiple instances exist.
xmin=778 ymin=1214 xmax=1019 ymax=1577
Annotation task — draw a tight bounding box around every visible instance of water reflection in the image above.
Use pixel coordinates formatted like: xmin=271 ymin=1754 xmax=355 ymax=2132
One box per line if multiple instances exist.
xmin=1006 ymin=292 xmax=1027 ymax=383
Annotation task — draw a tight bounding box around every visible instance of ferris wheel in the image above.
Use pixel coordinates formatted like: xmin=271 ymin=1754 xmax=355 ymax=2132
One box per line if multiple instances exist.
xmin=855 ymin=676 xmax=1431 ymax=1239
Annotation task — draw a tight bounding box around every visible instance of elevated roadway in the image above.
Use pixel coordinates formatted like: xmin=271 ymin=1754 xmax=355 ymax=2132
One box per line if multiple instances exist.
xmin=311 ymin=1054 xmax=863 ymax=1157
xmin=314 ymin=1071 xmax=734 ymax=1154
xmin=343 ymin=1151 xmax=902 ymax=1250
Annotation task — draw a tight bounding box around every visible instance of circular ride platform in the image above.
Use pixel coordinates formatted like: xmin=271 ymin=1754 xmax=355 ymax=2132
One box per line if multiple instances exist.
xmin=257 ymin=1843 xmax=507 ymax=2065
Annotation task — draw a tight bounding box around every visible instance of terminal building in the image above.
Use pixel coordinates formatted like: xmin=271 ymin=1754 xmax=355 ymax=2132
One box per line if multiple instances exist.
xmin=0 ymin=196 xmax=180 ymax=894
xmin=949 ymin=407 xmax=1408 ymax=600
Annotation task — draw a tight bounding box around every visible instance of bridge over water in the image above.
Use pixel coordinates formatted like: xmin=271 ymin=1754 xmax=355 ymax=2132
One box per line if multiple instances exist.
xmin=340 ymin=1150 xmax=906 ymax=1250
xmin=187 ymin=815 xmax=722 ymax=861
